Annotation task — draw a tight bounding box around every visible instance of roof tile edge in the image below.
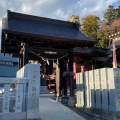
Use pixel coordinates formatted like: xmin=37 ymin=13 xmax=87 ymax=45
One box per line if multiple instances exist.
xmin=7 ymin=10 xmax=75 ymax=28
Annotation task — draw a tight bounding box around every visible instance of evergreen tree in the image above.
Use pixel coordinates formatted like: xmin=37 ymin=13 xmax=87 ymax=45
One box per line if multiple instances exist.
xmin=67 ymin=14 xmax=81 ymax=29
xmin=104 ymin=5 xmax=117 ymax=23
xmin=81 ymin=15 xmax=99 ymax=40
xmin=115 ymin=6 xmax=120 ymax=19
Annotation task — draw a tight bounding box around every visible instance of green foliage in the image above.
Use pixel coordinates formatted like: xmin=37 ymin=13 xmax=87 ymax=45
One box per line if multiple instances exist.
xmin=104 ymin=5 xmax=120 ymax=23
xmin=116 ymin=6 xmax=120 ymax=18
xmin=90 ymin=49 xmax=108 ymax=57
xmin=70 ymin=14 xmax=80 ymax=24
xmin=67 ymin=14 xmax=81 ymax=29
xmin=95 ymin=61 xmax=112 ymax=69
xmin=67 ymin=5 xmax=120 ymax=48
xmin=100 ymin=61 xmax=112 ymax=68
xmin=104 ymin=5 xmax=116 ymax=23
xmin=67 ymin=5 xmax=119 ymax=68
xmin=83 ymin=60 xmax=93 ymax=66
xmin=83 ymin=49 xmax=109 ymax=69
xmin=84 ymin=60 xmax=112 ymax=69
xmin=97 ymin=30 xmax=109 ymax=47
xmin=81 ymin=15 xmax=99 ymax=40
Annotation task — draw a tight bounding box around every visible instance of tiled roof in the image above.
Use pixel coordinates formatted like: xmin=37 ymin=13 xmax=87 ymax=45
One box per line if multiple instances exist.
xmin=0 ymin=65 xmax=18 ymax=77
xmin=73 ymin=47 xmax=111 ymax=55
xmin=73 ymin=47 xmax=92 ymax=54
xmin=2 ymin=11 xmax=95 ymax=43
xmin=96 ymin=57 xmax=109 ymax=61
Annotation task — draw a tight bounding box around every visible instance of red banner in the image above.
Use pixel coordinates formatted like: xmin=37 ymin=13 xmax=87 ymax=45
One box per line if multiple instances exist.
xmin=81 ymin=66 xmax=84 ymax=72
xmin=73 ymin=62 xmax=76 ymax=80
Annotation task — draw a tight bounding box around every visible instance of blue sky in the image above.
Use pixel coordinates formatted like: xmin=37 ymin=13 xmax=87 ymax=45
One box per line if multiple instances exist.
xmin=113 ymin=0 xmax=120 ymax=7
xmin=0 ymin=0 xmax=120 ymax=48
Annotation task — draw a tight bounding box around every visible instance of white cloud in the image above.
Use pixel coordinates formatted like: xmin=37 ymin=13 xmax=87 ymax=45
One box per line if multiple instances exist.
xmin=72 ymin=0 xmax=119 ymax=19
xmin=21 ymin=4 xmax=31 ymax=13
xmin=51 ymin=8 xmax=69 ymax=20
xmin=0 ymin=0 xmax=119 ymax=21
xmin=0 ymin=0 xmax=119 ymax=49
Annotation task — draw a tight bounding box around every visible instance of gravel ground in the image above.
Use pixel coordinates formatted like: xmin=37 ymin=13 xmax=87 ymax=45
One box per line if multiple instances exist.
xmin=50 ymin=95 xmax=101 ymax=120
xmin=49 ymin=96 xmax=115 ymax=120
xmin=63 ymin=104 xmax=103 ymax=120
xmin=59 ymin=98 xmax=120 ymax=120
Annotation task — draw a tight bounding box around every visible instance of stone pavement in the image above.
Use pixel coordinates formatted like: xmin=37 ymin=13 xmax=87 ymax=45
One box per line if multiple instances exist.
xmin=39 ymin=97 xmax=86 ymax=120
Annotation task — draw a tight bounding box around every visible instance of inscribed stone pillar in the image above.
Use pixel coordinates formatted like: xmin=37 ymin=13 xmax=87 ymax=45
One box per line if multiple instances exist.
xmin=76 ymin=72 xmax=84 ymax=107
xmin=89 ymin=70 xmax=95 ymax=108
xmin=25 ymin=64 xmax=40 ymax=119
xmin=100 ymin=68 xmax=108 ymax=110
xmin=84 ymin=71 xmax=90 ymax=108
xmin=107 ymin=68 xmax=120 ymax=111
xmin=94 ymin=69 xmax=101 ymax=109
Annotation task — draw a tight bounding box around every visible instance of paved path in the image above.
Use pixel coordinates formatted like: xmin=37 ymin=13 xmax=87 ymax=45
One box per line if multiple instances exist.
xmin=39 ymin=97 xmax=86 ymax=120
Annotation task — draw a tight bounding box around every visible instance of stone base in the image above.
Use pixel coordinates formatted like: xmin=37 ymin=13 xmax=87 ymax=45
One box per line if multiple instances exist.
xmin=61 ymin=96 xmax=69 ymax=104
xmin=86 ymin=106 xmax=91 ymax=109
xmin=55 ymin=96 xmax=69 ymax=104
xmin=79 ymin=107 xmax=120 ymax=120
xmin=0 ymin=112 xmax=27 ymax=120
xmin=68 ymin=97 xmax=76 ymax=107
xmin=55 ymin=96 xmax=61 ymax=102
xmin=75 ymin=104 xmax=83 ymax=107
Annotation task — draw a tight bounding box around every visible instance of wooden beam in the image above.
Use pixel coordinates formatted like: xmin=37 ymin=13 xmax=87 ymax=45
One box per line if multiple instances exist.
xmin=54 ymin=64 xmax=60 ymax=97
xmin=2 ymin=30 xmax=96 ymax=44
xmin=68 ymin=51 xmax=74 ymax=97
xmin=23 ymin=43 xmax=29 ymax=66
